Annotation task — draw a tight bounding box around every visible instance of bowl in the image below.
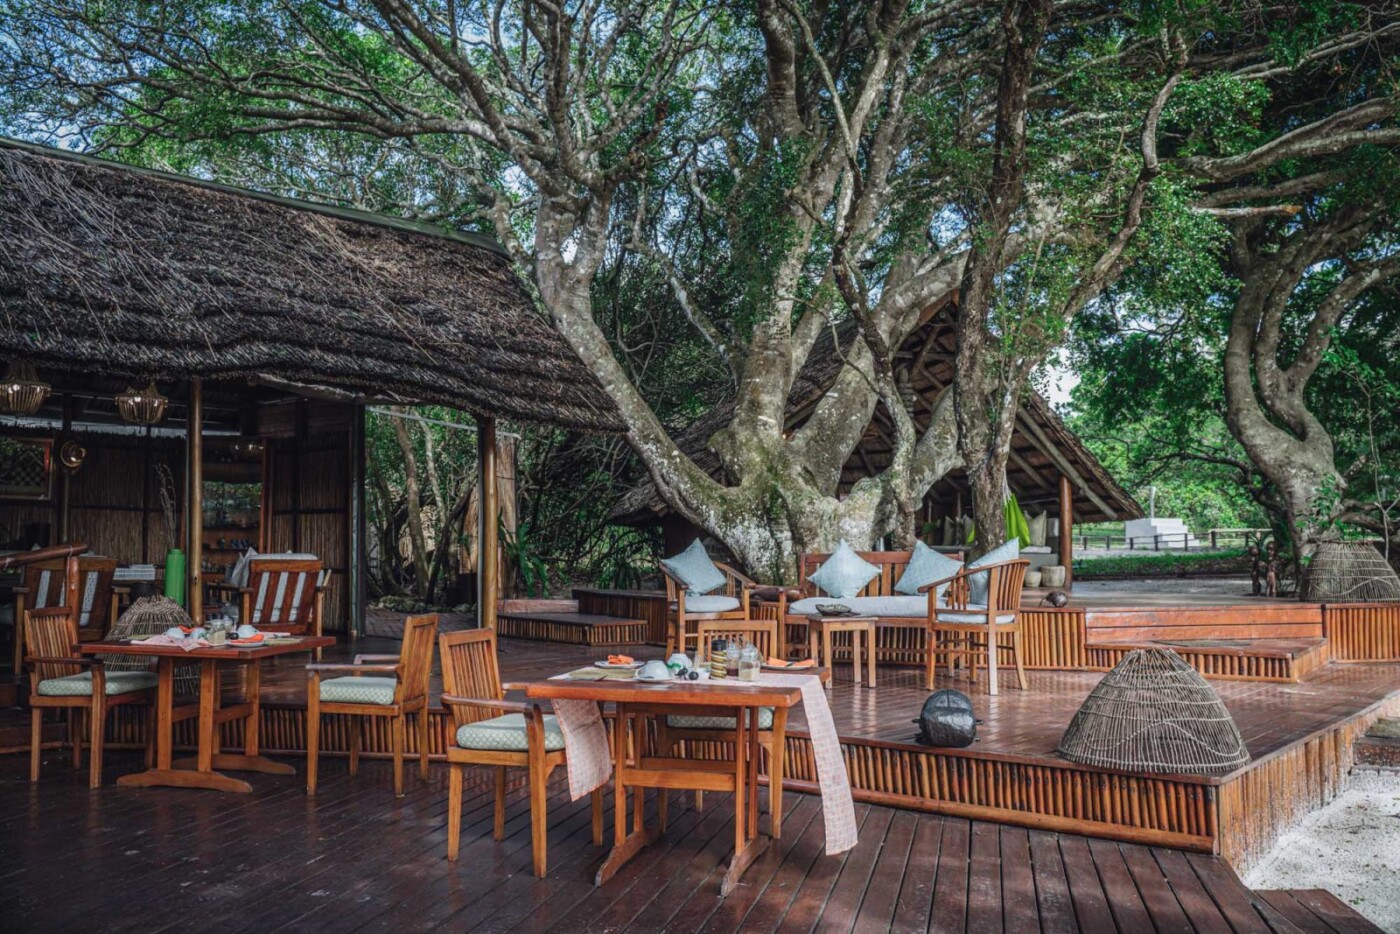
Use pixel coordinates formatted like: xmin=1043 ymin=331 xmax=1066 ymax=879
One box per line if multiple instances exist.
xmin=236 ymin=624 xmax=259 ymax=639
xmin=815 ymin=603 xmax=855 ymax=616
xmin=636 ymin=660 xmax=672 ymax=681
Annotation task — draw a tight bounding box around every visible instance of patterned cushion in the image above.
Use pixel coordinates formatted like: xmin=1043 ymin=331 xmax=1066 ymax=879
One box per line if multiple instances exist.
xmin=807 ymin=541 xmax=880 ymax=599
xmin=935 ymin=604 xmax=1017 ymax=625
xmin=967 ymin=540 xmax=1020 ymax=605
xmin=661 ymin=539 xmax=727 ymax=596
xmin=682 ymin=594 xmax=740 ymax=614
xmin=455 ymin=713 xmax=565 ymax=752
xmin=36 ymin=671 xmax=158 ymax=696
xmin=319 ymin=676 xmax=397 ymax=705
xmin=894 ymin=541 xmax=963 ymax=600
xmin=668 ymin=707 xmax=775 ymax=731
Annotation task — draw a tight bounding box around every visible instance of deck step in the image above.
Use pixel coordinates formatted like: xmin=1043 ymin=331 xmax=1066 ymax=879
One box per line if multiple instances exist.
xmin=1255 ymin=889 xmax=1384 ymax=933
xmin=1089 ymin=637 xmax=1329 ymax=682
xmin=496 ymin=610 xmax=649 ymax=646
xmin=1355 ymin=719 xmax=1400 ymax=769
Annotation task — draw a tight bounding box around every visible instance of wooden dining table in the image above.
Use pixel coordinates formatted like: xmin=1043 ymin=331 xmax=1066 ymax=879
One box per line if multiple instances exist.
xmin=79 ymin=636 xmax=335 ymax=793
xmin=523 ymin=674 xmax=815 ymax=896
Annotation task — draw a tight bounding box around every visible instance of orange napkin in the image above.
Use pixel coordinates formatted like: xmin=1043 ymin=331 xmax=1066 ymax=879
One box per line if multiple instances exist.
xmin=233 ymin=633 xmax=266 ymax=644
xmin=607 ymin=654 xmax=633 ymax=665
xmin=767 ymin=657 xmax=815 ymax=668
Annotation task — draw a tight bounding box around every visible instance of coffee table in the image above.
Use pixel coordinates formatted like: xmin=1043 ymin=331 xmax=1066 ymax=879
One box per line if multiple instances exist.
xmin=806 ymin=614 xmax=877 ymax=689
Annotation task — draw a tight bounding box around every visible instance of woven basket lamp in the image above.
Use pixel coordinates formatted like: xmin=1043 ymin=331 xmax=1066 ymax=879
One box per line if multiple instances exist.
xmin=1057 ymin=648 xmax=1250 ymax=774
xmin=1301 ymin=541 xmax=1400 ymax=603
xmin=0 ymin=361 xmax=51 ymax=416
xmin=116 ymin=380 xmax=168 ymax=425
xmin=102 ymin=595 xmax=201 ymax=695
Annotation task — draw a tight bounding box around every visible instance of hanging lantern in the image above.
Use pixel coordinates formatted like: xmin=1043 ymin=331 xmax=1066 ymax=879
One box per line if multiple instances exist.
xmin=116 ymin=380 xmax=168 ymax=425
xmin=0 ymin=362 xmax=51 ymax=416
xmin=59 ymin=439 xmax=87 ymax=471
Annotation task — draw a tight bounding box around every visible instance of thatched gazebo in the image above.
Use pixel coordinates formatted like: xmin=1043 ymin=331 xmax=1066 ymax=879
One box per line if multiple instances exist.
xmin=1057 ymin=648 xmax=1251 ymax=774
xmin=0 ymin=137 xmax=624 ymax=653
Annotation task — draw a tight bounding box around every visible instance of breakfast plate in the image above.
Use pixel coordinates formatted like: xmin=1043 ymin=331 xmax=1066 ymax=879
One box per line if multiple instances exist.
xmin=595 ymin=658 xmax=643 ymax=670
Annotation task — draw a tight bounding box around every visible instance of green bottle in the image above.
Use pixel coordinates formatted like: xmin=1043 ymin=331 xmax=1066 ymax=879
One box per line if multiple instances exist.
xmin=163 ymin=548 xmax=186 ymax=606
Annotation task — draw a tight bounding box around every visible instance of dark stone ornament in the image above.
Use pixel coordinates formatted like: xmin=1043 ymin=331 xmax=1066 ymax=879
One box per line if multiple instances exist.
xmin=1041 ymin=590 xmax=1069 ymax=608
xmin=913 ymin=689 xmax=978 ymax=748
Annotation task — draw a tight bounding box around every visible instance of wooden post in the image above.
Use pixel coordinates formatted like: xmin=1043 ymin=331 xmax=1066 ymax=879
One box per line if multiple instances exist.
xmin=186 ymin=378 xmax=203 ymax=615
xmin=1058 ymin=474 xmax=1074 ymax=590
xmin=348 ymin=404 xmax=367 ymax=640
xmin=478 ymin=416 xmax=499 ymax=630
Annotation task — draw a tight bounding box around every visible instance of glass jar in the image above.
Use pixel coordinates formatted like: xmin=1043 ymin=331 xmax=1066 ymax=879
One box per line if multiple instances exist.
xmin=738 ymin=642 xmax=761 ymax=681
xmin=709 ymin=638 xmax=728 ymax=679
xmin=726 ymin=636 xmax=742 ymax=677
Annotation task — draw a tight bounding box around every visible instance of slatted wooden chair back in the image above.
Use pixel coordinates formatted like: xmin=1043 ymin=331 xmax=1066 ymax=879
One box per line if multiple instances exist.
xmin=24 ymin=606 xmax=81 ymax=685
xmin=245 ymin=558 xmax=322 ymax=630
xmin=396 ymin=614 xmax=438 ymax=705
xmin=695 ymin=619 xmax=780 ymax=661
xmin=987 ymin=560 xmax=1030 ymax=614
xmin=439 ymin=629 xmax=503 ymax=728
xmin=796 ymin=549 xmax=965 ymax=600
xmin=22 ymin=555 xmax=118 ymax=640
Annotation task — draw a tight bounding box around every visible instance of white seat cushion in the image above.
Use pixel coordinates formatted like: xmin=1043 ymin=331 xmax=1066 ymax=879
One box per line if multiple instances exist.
xmin=37 ymin=671 xmax=158 ymax=696
xmin=319 ymin=676 xmax=397 ymax=705
xmin=935 ymin=604 xmax=1016 ymax=625
xmin=456 ymin=713 xmax=566 ymax=752
xmin=668 ymin=707 xmax=775 ymax=731
xmin=681 ymin=594 xmax=741 ymax=614
xmin=790 ymin=595 xmax=927 ymax=619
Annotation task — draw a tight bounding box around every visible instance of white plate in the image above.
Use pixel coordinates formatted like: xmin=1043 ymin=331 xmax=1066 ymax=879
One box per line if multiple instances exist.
xmin=595 ymin=659 xmax=644 ymax=670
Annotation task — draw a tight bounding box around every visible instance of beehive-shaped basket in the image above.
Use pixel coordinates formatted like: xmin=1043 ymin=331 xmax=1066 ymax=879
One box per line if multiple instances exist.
xmin=1057 ymin=648 xmax=1250 ymax=773
xmin=102 ymin=595 xmax=201 ymax=695
xmin=1301 ymin=541 xmax=1400 ymax=603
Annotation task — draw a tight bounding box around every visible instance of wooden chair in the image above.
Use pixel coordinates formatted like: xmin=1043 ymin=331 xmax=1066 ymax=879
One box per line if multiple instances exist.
xmin=12 ymin=554 xmax=122 ymax=674
xmin=25 ymin=606 xmax=156 ymax=788
xmin=439 ymin=628 xmax=603 ymax=878
xmin=655 ymin=618 xmax=787 ymax=835
xmin=924 ymin=558 xmax=1031 ymax=695
xmin=661 ymin=561 xmax=754 ymax=658
xmin=305 ymin=613 xmax=437 ymax=797
xmin=209 ymin=556 xmax=330 ymax=659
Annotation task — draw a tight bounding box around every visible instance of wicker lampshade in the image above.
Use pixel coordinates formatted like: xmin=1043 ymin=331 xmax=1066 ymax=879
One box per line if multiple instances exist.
xmin=0 ymin=361 xmax=51 ymax=415
xmin=1301 ymin=541 xmax=1400 ymax=602
xmin=1057 ymin=648 xmax=1250 ymax=774
xmin=116 ymin=380 xmax=168 ymax=425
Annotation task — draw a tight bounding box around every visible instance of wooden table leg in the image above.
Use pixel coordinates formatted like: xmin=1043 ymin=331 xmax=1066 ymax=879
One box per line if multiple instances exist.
xmin=746 ymin=709 xmax=760 ymax=839
xmin=845 ymin=627 xmax=856 ymax=686
xmin=175 ymin=660 xmax=294 ymax=776
xmin=769 ymin=707 xmax=787 ymax=838
xmin=823 ymin=628 xmax=833 ymax=690
xmin=865 ymin=625 xmax=877 ymax=688
xmin=720 ymin=707 xmax=770 ymax=896
xmin=595 ymin=705 xmax=660 ymax=887
xmin=118 ymin=658 xmax=251 ymax=792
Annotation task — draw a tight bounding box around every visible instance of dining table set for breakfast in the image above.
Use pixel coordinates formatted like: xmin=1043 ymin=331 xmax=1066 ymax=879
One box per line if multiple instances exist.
xmin=519 ymin=648 xmax=858 ymax=896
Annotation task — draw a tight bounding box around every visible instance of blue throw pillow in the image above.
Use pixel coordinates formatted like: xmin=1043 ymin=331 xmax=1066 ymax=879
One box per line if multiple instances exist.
xmin=894 ymin=541 xmax=963 ymax=601
xmin=807 ymin=540 xmax=880 ymax=599
xmin=660 ymin=539 xmax=727 ymax=596
xmin=967 ymin=539 xmax=1020 ymax=605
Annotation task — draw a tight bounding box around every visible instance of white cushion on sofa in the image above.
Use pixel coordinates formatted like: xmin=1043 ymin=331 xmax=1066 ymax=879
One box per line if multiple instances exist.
xmin=789 ymin=595 xmax=927 ymax=618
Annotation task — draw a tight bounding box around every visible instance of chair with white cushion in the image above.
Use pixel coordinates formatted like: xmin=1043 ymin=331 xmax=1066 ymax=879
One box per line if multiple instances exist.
xmin=209 ymin=555 xmax=330 ymax=658
xmin=925 ymin=558 xmax=1031 ymax=695
xmin=26 ymin=606 xmax=156 ymax=788
xmin=439 ymin=628 xmax=603 ymax=878
xmin=659 ymin=540 xmax=754 ymax=658
xmin=305 ymin=613 xmax=436 ymax=796
xmin=11 ymin=554 xmax=122 ymax=676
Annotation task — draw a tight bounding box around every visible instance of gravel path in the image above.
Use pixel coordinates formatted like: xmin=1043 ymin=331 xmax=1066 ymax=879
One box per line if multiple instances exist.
xmin=1243 ymin=770 xmax=1400 ymax=932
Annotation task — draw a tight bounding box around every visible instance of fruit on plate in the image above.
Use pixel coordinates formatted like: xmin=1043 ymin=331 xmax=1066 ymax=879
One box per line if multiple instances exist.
xmin=766 ymin=657 xmax=815 ymax=668
xmin=607 ymin=654 xmax=634 ymax=665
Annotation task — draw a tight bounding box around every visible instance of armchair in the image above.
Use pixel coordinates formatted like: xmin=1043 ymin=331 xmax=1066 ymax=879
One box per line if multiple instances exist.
xmin=921 ymin=558 xmax=1031 ymax=695
xmin=661 ymin=562 xmax=754 ymax=658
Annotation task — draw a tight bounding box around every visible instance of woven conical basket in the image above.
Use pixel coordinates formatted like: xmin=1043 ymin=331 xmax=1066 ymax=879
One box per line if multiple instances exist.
xmin=1057 ymin=648 xmax=1250 ymax=774
xmin=1301 ymin=541 xmax=1400 ymax=603
xmin=102 ymin=595 xmax=201 ymax=694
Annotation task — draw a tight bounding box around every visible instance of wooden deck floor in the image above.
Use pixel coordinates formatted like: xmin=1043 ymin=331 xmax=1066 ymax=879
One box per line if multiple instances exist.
xmin=250 ymin=636 xmax=1400 ymax=783
xmin=0 ymin=751 xmax=1375 ymax=933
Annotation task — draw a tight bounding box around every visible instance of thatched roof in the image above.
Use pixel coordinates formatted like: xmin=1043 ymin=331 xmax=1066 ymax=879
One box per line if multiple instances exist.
xmin=0 ymin=138 xmax=625 ymax=433
xmin=613 ymin=301 xmax=1142 ymax=524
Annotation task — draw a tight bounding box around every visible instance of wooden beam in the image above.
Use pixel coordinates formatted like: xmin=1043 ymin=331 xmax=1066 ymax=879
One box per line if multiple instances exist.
xmin=348 ymin=405 xmax=367 ymax=640
xmin=1059 ymin=473 xmax=1074 ymax=590
xmin=186 ymin=377 xmax=203 ymax=614
xmin=478 ymin=416 xmax=499 ymax=630
xmin=1008 ymin=447 xmax=1054 ymax=491
xmin=1015 ymin=413 xmax=1118 ymax=519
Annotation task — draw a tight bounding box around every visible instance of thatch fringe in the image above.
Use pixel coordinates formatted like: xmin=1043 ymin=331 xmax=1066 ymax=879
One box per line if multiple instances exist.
xmin=0 ymin=139 xmax=625 ymax=433
xmin=1057 ymin=648 xmax=1250 ymax=774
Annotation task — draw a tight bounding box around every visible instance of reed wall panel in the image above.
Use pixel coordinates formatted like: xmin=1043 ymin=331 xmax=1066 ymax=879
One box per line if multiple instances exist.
xmin=496 ymin=613 xmax=650 ymax=646
xmin=1217 ymin=692 xmax=1400 ymax=872
xmin=1325 ymin=603 xmax=1400 ymax=661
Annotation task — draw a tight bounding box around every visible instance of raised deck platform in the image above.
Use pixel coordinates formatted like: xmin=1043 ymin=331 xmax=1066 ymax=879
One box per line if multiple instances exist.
xmin=497 ymin=599 xmax=649 ymax=645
